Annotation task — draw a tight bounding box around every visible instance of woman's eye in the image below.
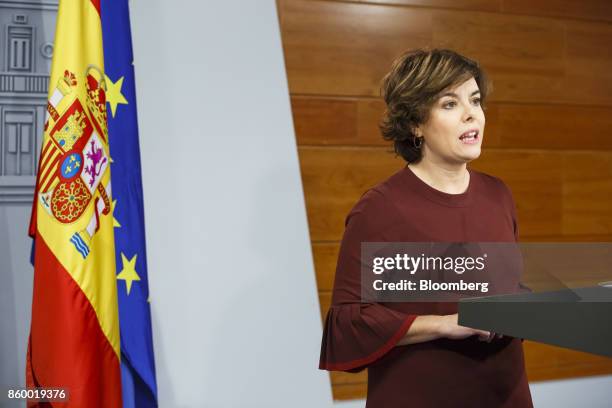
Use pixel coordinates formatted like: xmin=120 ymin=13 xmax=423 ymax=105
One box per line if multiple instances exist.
xmin=472 ymin=98 xmax=481 ymax=106
xmin=442 ymin=101 xmax=456 ymax=109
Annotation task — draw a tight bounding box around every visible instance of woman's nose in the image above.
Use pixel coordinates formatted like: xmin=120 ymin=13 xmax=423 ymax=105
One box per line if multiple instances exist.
xmin=462 ymin=103 xmax=475 ymax=122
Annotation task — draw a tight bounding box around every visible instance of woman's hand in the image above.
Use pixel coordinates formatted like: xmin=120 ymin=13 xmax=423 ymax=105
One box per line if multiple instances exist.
xmin=437 ymin=313 xmax=502 ymax=342
xmin=396 ymin=313 xmax=502 ymax=346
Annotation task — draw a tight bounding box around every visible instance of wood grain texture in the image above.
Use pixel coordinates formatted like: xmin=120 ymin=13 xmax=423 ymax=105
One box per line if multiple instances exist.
xmin=524 ymin=341 xmax=612 ymax=381
xmin=352 ymin=0 xmax=612 ymax=22
xmin=303 ymin=148 xmax=612 ymax=240
xmin=292 ymin=96 xmax=612 ymax=150
xmin=281 ymin=0 xmax=612 ymax=105
xmin=353 ymin=0 xmax=501 ymax=12
xmin=291 ymin=97 xmax=387 ymax=146
xmin=281 ymin=0 xmax=433 ymax=96
xmin=430 ymin=10 xmax=566 ymax=103
xmin=300 ymin=147 xmax=574 ymax=240
xmin=330 ymin=382 xmax=368 ymax=400
xmin=501 ymin=0 xmax=612 ymax=22
xmin=491 ymin=104 xmax=612 ymax=150
xmin=471 ymin=150 xmax=565 ymax=237
xmin=563 ymin=152 xmax=612 ymax=235
xmin=330 ymin=369 xmax=368 ymax=386
xmin=312 ymin=242 xmax=340 ymax=291
xmin=564 ymin=20 xmax=612 ymax=107
xmin=319 ymin=291 xmax=332 ymax=322
xmin=299 ymin=147 xmax=404 ymax=241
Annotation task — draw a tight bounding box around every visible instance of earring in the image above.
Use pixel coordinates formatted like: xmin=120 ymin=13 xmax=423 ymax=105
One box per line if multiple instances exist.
xmin=413 ymin=136 xmax=423 ymax=149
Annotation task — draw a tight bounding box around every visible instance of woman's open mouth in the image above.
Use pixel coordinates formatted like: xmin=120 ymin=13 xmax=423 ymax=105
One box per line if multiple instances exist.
xmin=459 ymin=129 xmax=479 ymax=145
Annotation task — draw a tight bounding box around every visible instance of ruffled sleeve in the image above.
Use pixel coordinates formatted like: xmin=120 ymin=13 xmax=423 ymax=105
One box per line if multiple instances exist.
xmin=319 ymin=190 xmax=417 ymax=372
xmin=319 ymin=304 xmax=417 ymax=372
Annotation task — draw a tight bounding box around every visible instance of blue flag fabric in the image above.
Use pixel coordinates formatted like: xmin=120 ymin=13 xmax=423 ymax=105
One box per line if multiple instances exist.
xmin=101 ymin=1 xmax=158 ymax=407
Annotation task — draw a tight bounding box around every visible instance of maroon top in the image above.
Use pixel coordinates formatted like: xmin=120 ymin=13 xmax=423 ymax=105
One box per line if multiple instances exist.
xmin=319 ymin=166 xmax=533 ymax=408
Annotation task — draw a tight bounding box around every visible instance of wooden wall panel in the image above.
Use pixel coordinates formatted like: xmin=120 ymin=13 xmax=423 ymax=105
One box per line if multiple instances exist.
xmin=299 ymin=147 xmax=403 ymax=241
xmin=492 ymin=104 xmax=612 ymax=150
xmin=303 ymin=148 xmax=612 ymax=240
xmin=291 ymin=97 xmax=387 ymax=146
xmin=502 ymin=0 xmax=612 ymax=23
xmin=471 ymin=150 xmax=565 ymax=237
xmin=282 ymin=0 xmax=433 ymax=95
xmin=330 ymin=371 xmax=368 ymax=400
xmin=563 ymin=153 xmax=612 ymax=235
xmin=283 ymin=0 xmax=612 ymax=105
xmin=354 ymin=0 xmax=501 ymax=13
xmin=430 ymin=11 xmax=567 ymax=103
xmin=312 ymin=242 xmax=340 ymax=291
xmin=319 ymin=291 xmax=332 ymax=321
xmin=565 ymin=20 xmax=612 ymax=106
xmin=292 ymin=97 xmax=612 ymax=149
xmin=356 ymin=0 xmax=612 ymax=22
xmin=330 ymin=382 xmax=368 ymax=400
xmin=300 ymin=147 xmax=574 ymax=240
xmin=524 ymin=342 xmax=612 ymax=381
xmin=280 ymin=0 xmax=612 ymax=400
xmin=330 ymin=370 xmax=368 ymax=386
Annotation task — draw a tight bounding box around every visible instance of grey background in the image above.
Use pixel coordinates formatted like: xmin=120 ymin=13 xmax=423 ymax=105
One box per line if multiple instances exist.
xmin=0 ymin=2 xmax=57 ymax=407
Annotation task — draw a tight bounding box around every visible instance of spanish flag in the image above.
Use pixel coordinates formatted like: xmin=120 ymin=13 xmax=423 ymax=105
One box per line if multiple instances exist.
xmin=27 ymin=0 xmax=122 ymax=406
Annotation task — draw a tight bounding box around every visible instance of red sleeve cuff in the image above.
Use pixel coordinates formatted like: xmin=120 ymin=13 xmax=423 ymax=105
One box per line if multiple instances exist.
xmin=319 ymin=314 xmax=417 ymax=372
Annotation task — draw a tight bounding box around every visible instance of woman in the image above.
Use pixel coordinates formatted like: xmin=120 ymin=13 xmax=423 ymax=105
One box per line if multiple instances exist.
xmin=319 ymin=49 xmax=533 ymax=407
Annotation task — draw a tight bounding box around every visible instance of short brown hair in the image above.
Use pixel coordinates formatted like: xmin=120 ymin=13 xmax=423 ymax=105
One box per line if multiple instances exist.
xmin=379 ymin=49 xmax=489 ymax=163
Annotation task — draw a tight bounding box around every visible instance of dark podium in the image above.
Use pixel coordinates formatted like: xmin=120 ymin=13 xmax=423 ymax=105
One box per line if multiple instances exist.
xmin=458 ymin=285 xmax=612 ymax=357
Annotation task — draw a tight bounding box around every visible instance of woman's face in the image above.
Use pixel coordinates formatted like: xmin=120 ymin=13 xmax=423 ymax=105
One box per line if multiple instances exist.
xmin=417 ymin=77 xmax=485 ymax=166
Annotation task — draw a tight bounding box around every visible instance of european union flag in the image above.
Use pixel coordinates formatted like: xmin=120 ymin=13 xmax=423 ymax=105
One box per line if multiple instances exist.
xmin=101 ymin=1 xmax=158 ymax=407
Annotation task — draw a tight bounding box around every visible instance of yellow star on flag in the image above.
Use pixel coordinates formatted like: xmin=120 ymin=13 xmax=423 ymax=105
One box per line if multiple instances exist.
xmin=105 ymin=74 xmax=128 ymax=117
xmin=117 ymin=253 xmax=140 ymax=295
xmin=112 ymin=199 xmax=121 ymax=228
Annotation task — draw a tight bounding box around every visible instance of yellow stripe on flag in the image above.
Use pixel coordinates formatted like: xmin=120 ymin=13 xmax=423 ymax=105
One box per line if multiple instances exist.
xmin=36 ymin=0 xmax=120 ymax=358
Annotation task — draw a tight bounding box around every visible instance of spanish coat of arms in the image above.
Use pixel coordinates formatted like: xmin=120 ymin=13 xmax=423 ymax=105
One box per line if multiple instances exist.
xmin=38 ymin=68 xmax=111 ymax=259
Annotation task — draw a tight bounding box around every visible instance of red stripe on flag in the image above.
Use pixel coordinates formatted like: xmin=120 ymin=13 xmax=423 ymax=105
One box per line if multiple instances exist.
xmin=29 ymin=143 xmax=51 ymax=238
xmin=40 ymin=177 xmax=58 ymax=196
xmin=40 ymin=142 xmax=51 ymax=160
xmin=38 ymin=147 xmax=56 ymax=178
xmin=88 ymin=107 xmax=107 ymax=143
xmin=47 ymin=101 xmax=60 ymax=121
xmin=90 ymin=0 xmax=100 ymax=15
xmin=27 ymin=236 xmax=122 ymax=408
xmin=40 ymin=156 xmax=60 ymax=189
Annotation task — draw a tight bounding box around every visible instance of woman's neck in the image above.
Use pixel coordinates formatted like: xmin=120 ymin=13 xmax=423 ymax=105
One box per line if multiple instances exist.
xmin=408 ymin=159 xmax=470 ymax=194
